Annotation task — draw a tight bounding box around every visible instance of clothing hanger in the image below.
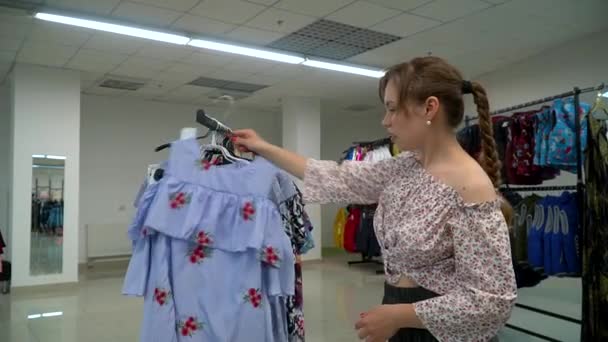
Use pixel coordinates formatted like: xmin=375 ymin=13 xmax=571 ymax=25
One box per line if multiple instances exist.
xmin=200 ymin=131 xmax=247 ymax=164
xmin=591 ymin=91 xmax=608 ymax=120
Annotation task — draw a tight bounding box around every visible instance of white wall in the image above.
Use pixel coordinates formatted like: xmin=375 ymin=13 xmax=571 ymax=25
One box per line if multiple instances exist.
xmin=0 ymin=85 xmax=10 ymax=256
xmin=472 ymin=29 xmax=608 ymax=111
xmin=79 ymin=95 xmax=282 ymax=263
xmin=320 ymin=108 xmax=387 ymax=248
xmin=11 ymin=65 xmax=80 ymax=287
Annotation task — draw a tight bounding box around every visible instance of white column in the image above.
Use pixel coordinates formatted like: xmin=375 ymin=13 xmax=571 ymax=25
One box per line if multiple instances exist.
xmin=10 ymin=65 xmax=80 ymax=287
xmin=282 ymin=97 xmax=322 ymax=261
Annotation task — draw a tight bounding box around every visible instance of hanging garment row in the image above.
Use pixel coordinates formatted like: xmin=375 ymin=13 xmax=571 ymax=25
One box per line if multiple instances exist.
xmin=31 ymin=199 xmax=64 ymax=234
xmin=123 ymin=137 xmax=314 ymax=342
xmin=458 ymin=97 xmax=593 ymax=184
xmin=582 ymin=95 xmax=608 ymax=341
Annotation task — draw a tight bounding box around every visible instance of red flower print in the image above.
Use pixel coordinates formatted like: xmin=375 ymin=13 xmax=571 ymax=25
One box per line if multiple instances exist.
xmin=195 ymin=231 xmax=213 ymax=247
xmin=187 ymin=244 xmax=213 ymax=265
xmin=260 ymin=245 xmax=281 ymax=267
xmin=154 ymin=287 xmax=171 ymax=306
xmin=169 ymin=192 xmax=191 ymax=209
xmin=243 ymin=288 xmax=262 ymax=308
xmin=197 ymin=158 xmax=221 ymax=171
xmin=242 ymin=202 xmax=255 ymax=221
xmin=177 ymin=316 xmax=203 ymax=337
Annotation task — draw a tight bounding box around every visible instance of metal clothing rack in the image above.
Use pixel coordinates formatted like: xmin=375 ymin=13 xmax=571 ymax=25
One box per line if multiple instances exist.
xmin=465 ymin=83 xmax=605 ymax=342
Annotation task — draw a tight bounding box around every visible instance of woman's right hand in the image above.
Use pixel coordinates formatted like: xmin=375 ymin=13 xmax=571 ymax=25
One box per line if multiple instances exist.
xmin=231 ymin=129 xmax=269 ymax=154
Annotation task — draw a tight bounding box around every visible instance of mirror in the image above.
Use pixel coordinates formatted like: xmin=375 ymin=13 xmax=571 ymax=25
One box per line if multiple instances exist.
xmin=30 ymin=155 xmax=65 ymax=275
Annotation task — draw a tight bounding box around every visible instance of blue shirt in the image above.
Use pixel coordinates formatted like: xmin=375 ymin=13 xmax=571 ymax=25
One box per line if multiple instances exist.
xmin=123 ymin=138 xmax=295 ymax=342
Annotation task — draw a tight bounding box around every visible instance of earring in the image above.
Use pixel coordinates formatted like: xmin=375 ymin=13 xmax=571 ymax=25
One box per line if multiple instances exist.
xmin=426 ymin=120 xmax=432 ymax=126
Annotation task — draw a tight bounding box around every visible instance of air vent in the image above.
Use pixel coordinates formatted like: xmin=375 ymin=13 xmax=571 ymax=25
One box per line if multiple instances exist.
xmin=345 ymin=104 xmax=376 ymax=112
xmin=267 ymin=19 xmax=401 ymax=60
xmin=99 ymin=78 xmax=145 ymax=91
xmin=189 ymin=76 xmax=268 ymax=93
xmin=206 ymin=89 xmax=252 ymax=101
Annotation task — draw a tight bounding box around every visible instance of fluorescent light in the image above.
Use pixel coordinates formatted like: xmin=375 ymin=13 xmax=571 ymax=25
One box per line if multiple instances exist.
xmin=35 ymin=12 xmax=190 ymax=45
xmin=32 ymin=154 xmax=45 ymax=158
xmin=602 ymin=91 xmax=608 ymax=98
xmin=302 ymin=59 xmax=385 ymax=78
xmin=46 ymin=155 xmax=66 ymax=160
xmin=188 ymin=39 xmax=304 ymax=64
xmin=27 ymin=314 xmax=42 ymax=319
xmin=42 ymin=311 xmax=63 ymax=318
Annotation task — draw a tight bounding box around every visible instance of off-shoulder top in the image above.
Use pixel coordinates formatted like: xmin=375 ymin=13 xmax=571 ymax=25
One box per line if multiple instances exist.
xmin=303 ymin=152 xmax=517 ymax=342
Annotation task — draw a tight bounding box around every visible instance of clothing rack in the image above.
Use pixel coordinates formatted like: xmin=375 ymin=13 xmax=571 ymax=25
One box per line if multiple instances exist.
xmin=500 ymin=185 xmax=578 ymax=192
xmin=465 ymin=83 xmax=606 ymax=341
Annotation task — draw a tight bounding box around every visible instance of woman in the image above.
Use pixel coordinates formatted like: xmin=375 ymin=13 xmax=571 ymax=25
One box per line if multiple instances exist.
xmin=232 ymin=56 xmax=517 ymax=342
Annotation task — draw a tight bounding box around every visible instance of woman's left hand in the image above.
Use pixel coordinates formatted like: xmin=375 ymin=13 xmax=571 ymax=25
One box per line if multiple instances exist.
xmin=355 ymin=305 xmax=402 ymax=342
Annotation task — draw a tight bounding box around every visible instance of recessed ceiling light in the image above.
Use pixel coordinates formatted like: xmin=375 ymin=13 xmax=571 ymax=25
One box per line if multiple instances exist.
xmin=46 ymin=155 xmax=67 ymax=160
xmin=35 ymin=12 xmax=190 ymax=45
xmin=188 ymin=39 xmax=304 ymax=64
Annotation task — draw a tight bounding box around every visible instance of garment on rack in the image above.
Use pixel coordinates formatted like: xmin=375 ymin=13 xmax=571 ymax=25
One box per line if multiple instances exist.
xmin=355 ymin=206 xmax=380 ymax=257
xmin=512 ymin=194 xmax=541 ymax=265
xmin=547 ymin=99 xmax=591 ymax=172
xmin=123 ymin=138 xmax=297 ymax=342
xmin=582 ymin=112 xmax=608 ymax=341
xmin=343 ymin=207 xmax=361 ymax=253
xmin=333 ymin=208 xmax=347 ymax=249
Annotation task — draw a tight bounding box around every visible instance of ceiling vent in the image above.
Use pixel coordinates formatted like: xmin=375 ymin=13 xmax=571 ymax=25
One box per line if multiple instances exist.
xmin=189 ymin=76 xmax=268 ymax=93
xmin=98 ymin=78 xmax=145 ymax=91
xmin=205 ymin=89 xmax=252 ymax=101
xmin=267 ymin=19 xmax=401 ymax=60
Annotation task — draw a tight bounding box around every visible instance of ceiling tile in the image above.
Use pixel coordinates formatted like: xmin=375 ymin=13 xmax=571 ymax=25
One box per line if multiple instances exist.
xmin=0 ymin=51 xmax=16 ymax=64
xmin=27 ymin=22 xmax=92 ymax=47
xmin=45 ymin=0 xmax=122 ymax=16
xmin=245 ymin=8 xmax=317 ymax=34
xmin=111 ymin=64 xmax=164 ymax=79
xmin=164 ymin=62 xmax=216 ymax=75
xmin=162 ymin=84 xmax=216 ymax=101
xmin=240 ymin=73 xmax=283 ymax=86
xmin=245 ymin=0 xmax=279 ymax=4
xmin=135 ymin=41 xmax=194 ymax=61
xmin=66 ymin=49 xmax=129 ymax=73
xmin=0 ymin=37 xmax=23 ymax=52
xmin=411 ymin=0 xmax=491 ymax=22
xmin=119 ymin=56 xmax=172 ymax=70
xmin=274 ymin=0 xmax=355 ymax=17
xmin=80 ymin=71 xmax=106 ymax=82
xmin=327 ymin=1 xmax=400 ymax=28
xmin=365 ymin=0 xmax=431 ymax=11
xmin=371 ymin=13 xmax=440 ymax=37
xmin=223 ymin=56 xmax=279 ymax=73
xmin=84 ymin=32 xmax=147 ymax=54
xmin=482 ymin=0 xmax=508 ymax=4
xmin=224 ymin=27 xmax=284 ymax=46
xmin=183 ymin=51 xmax=234 ymax=67
xmin=172 ymin=14 xmax=237 ymax=36
xmin=130 ymin=0 xmax=199 ymax=12
xmin=84 ymin=86 xmax=128 ymax=96
xmin=17 ymin=42 xmax=78 ymax=68
xmin=190 ymin=0 xmax=267 ymax=25
xmin=0 ymin=13 xmax=31 ymax=40
xmin=112 ymin=1 xmax=182 ymax=27
xmin=207 ymin=68 xmax=255 ymax=82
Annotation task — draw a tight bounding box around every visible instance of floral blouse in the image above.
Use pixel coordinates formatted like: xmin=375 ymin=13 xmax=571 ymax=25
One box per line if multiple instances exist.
xmin=303 ymin=152 xmax=517 ymax=342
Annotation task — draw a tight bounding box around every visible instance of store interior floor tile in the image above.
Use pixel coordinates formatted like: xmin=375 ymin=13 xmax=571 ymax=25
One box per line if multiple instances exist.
xmin=0 ymin=251 xmax=580 ymax=342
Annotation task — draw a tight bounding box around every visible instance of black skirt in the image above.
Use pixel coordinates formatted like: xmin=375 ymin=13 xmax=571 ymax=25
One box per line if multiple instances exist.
xmin=382 ymin=283 xmax=439 ymax=342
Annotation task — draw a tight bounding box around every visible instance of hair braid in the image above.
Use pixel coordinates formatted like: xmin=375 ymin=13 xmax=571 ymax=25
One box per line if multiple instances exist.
xmin=471 ymin=81 xmax=502 ymax=188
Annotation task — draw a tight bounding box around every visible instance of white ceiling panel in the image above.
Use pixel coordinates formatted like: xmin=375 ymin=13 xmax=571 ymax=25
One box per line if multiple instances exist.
xmin=17 ymin=42 xmax=78 ymax=68
xmin=111 ymin=64 xmax=164 ymax=79
xmin=371 ymin=12 xmax=440 ymax=37
xmin=163 ymin=84 xmax=216 ymax=100
xmin=411 ymin=0 xmax=492 ymax=22
xmin=66 ymin=49 xmax=129 ymax=73
xmin=365 ymin=0 xmax=431 ymax=11
xmin=80 ymin=71 xmax=106 ymax=82
xmin=183 ymin=51 xmax=234 ymax=68
xmin=130 ymin=0 xmax=199 ymax=12
xmin=223 ymin=56 xmax=278 ymax=73
xmin=327 ymin=1 xmax=400 ymax=28
xmin=190 ymin=0 xmax=267 ymax=25
xmin=274 ymin=0 xmax=356 ymax=17
xmin=163 ymin=62 xmax=216 ymax=77
xmin=245 ymin=8 xmax=317 ymax=34
xmin=135 ymin=41 xmax=194 ymax=61
xmin=119 ymin=55 xmax=172 ymax=70
xmin=224 ymin=27 xmax=284 ymax=46
xmin=240 ymin=73 xmax=284 ymax=86
xmin=0 ymin=51 xmax=16 ymax=64
xmin=27 ymin=21 xmax=92 ymax=47
xmin=171 ymin=14 xmax=237 ymax=36
xmin=246 ymin=0 xmax=280 ymax=4
xmin=112 ymin=1 xmax=182 ymax=27
xmin=45 ymin=0 xmax=122 ymax=16
xmin=0 ymin=37 xmax=23 ymax=52
xmin=0 ymin=12 xmax=32 ymax=40
xmin=84 ymin=86 xmax=128 ymax=96
xmin=83 ymin=32 xmax=147 ymax=54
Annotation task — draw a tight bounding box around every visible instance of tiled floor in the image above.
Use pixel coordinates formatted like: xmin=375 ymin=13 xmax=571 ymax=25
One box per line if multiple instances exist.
xmin=0 ymin=252 xmax=581 ymax=342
